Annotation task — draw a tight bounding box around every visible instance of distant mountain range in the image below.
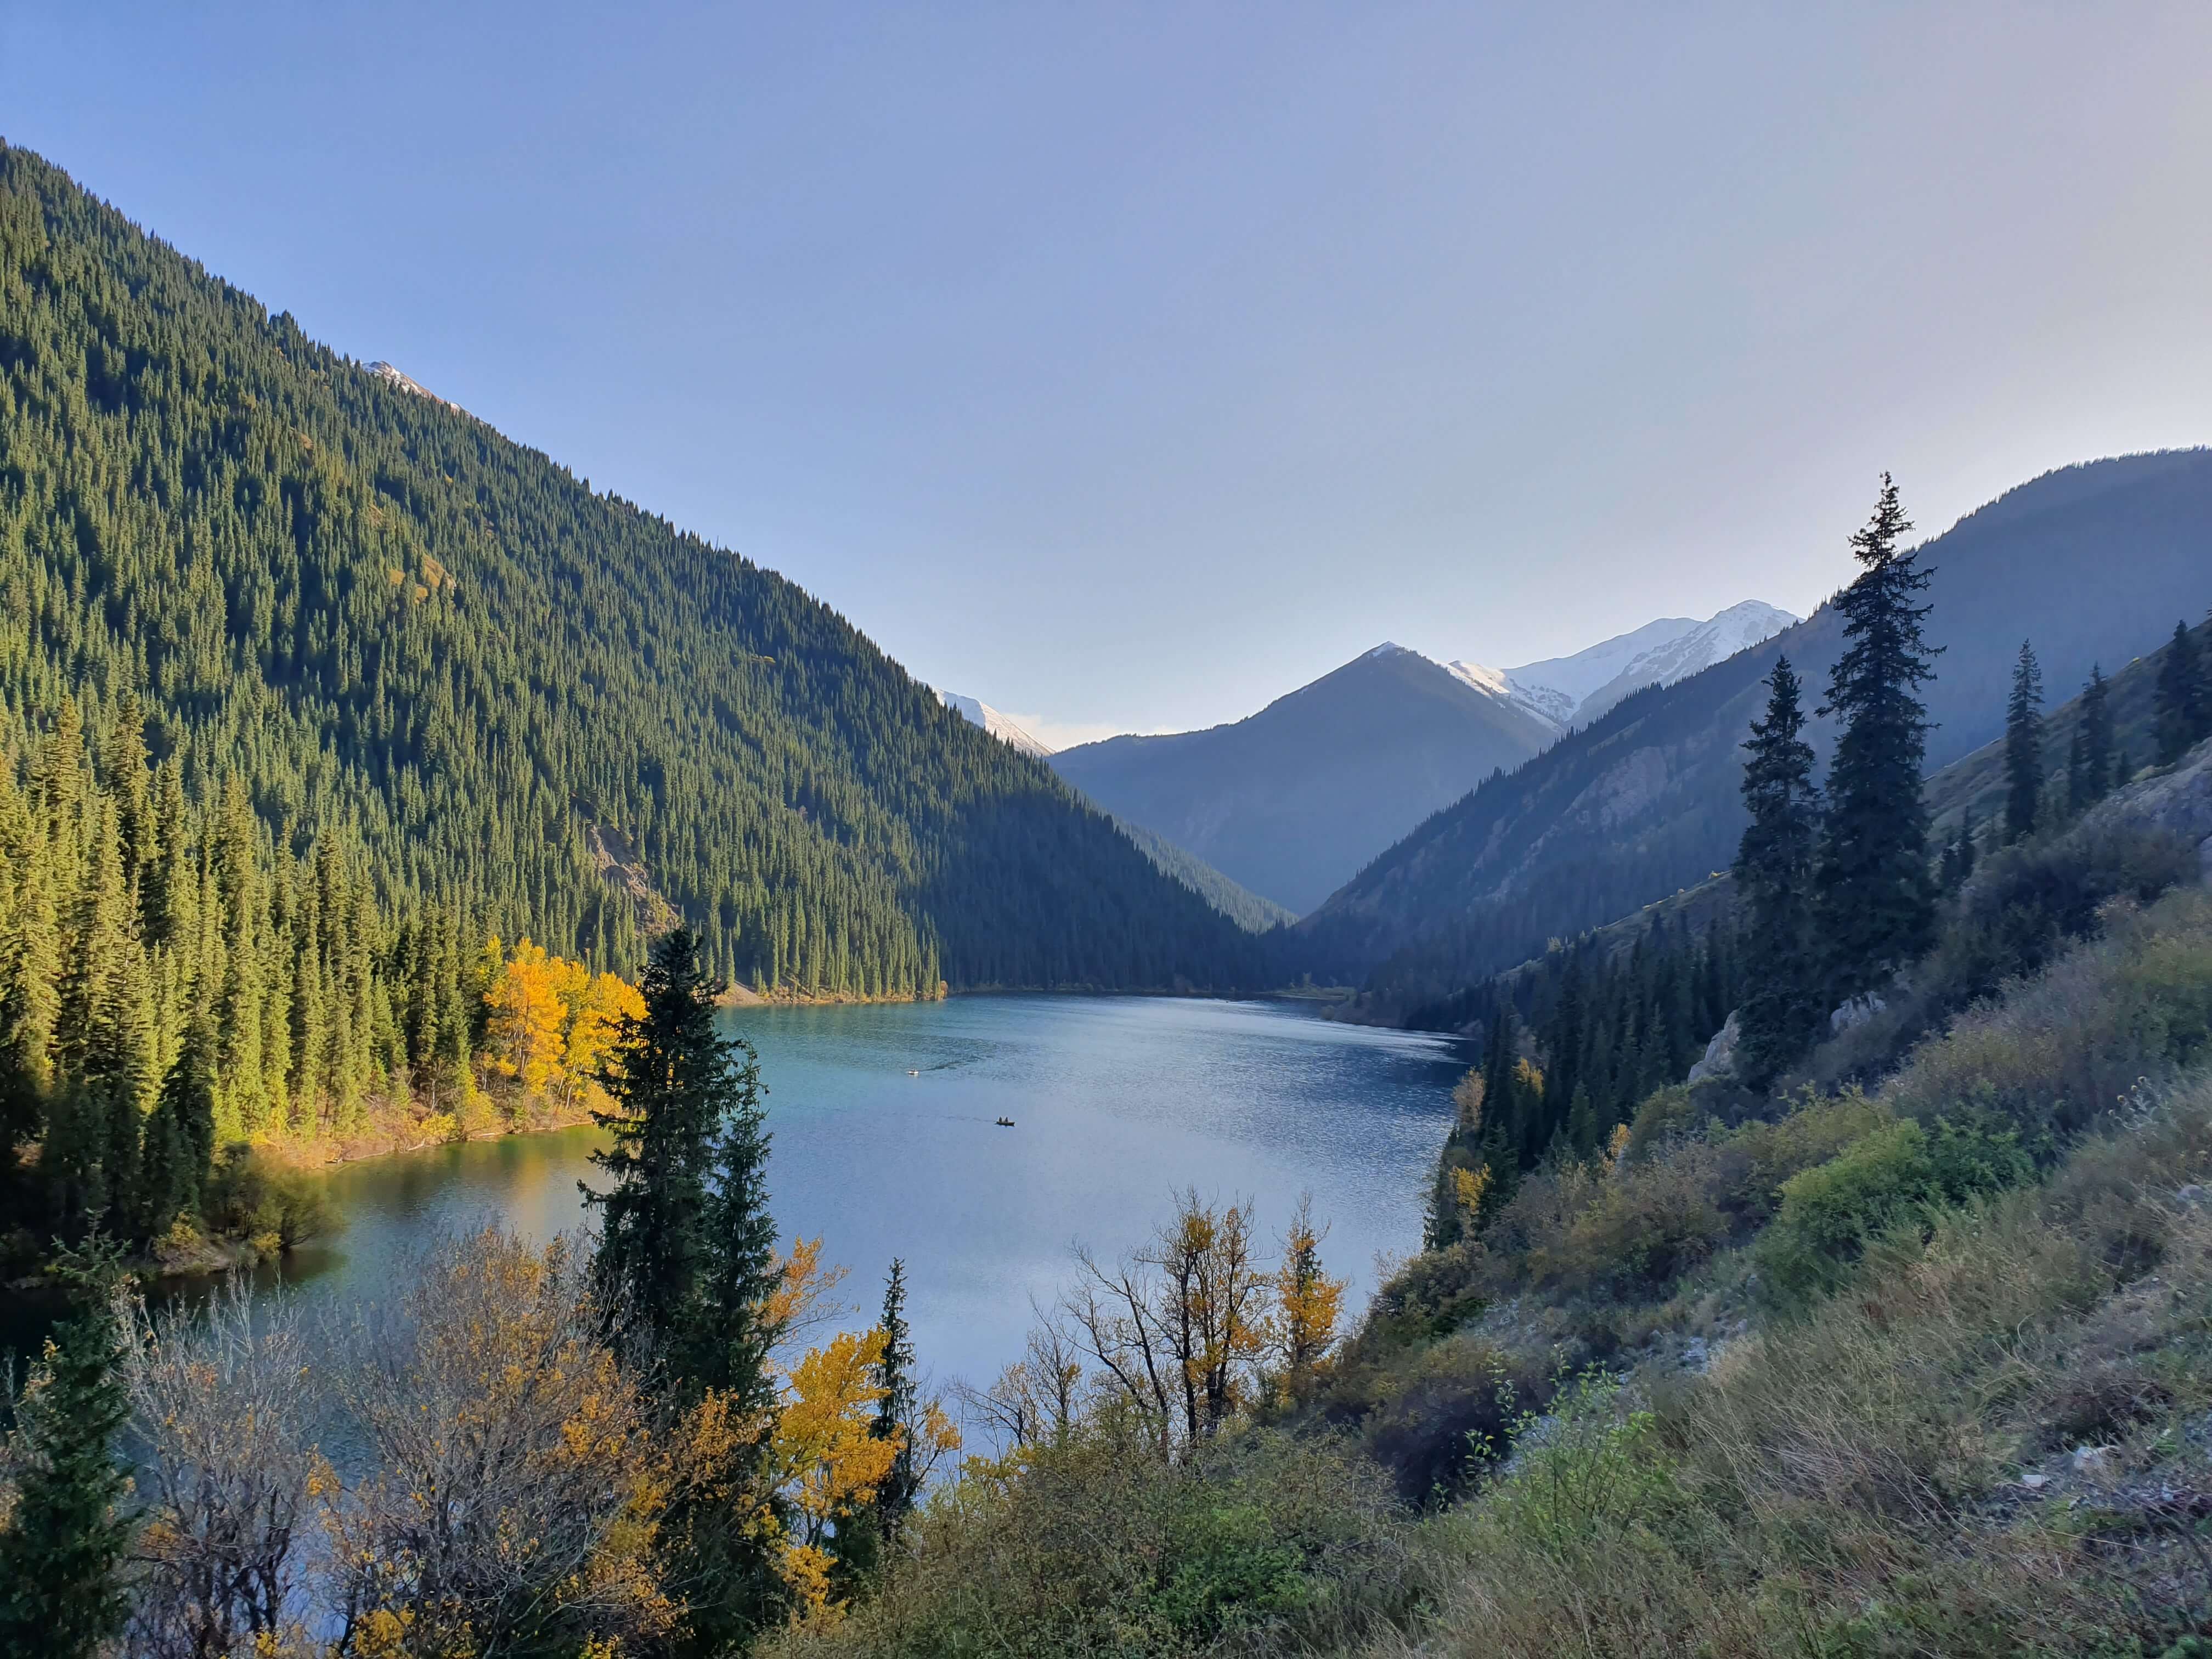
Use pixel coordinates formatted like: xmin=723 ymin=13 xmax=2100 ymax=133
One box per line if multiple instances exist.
xmin=1048 ymin=645 xmax=1560 ymax=915
xmin=945 ymin=603 xmax=1794 ymax=919
xmin=1303 ymin=450 xmax=2212 ymax=1010
xmin=1452 ymin=601 xmax=1799 ymax=731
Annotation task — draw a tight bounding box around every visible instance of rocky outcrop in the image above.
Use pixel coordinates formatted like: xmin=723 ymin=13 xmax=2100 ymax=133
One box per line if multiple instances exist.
xmin=1687 ymin=1009 xmax=1741 ymax=1083
xmin=2087 ymin=733 xmax=2212 ymax=880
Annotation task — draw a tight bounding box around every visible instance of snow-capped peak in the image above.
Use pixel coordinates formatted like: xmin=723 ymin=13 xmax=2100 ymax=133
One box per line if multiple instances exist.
xmin=1440 ymin=659 xmax=1514 ymax=699
xmin=1482 ymin=600 xmax=1798 ymax=729
xmin=935 ymin=690 xmax=1056 ymax=759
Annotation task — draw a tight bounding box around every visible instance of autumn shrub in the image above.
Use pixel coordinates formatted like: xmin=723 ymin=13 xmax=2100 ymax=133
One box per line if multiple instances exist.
xmin=1705 ymin=1088 xmax=1892 ymax=1224
xmin=1351 ymin=1242 xmax=1486 ymax=1358
xmin=772 ymin=1423 xmax=1418 ymax=1658
xmin=1329 ymin=1335 xmax=1558 ymax=1505
xmin=1471 ymin=1141 xmax=1730 ymax=1308
xmin=1887 ymin=885 xmax=2212 ymax=1141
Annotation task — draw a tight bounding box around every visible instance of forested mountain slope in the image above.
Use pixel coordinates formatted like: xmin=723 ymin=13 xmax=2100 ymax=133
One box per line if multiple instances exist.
xmin=1300 ymin=452 xmax=2212 ymax=989
xmin=1052 ymin=643 xmax=1555 ymax=915
xmin=0 ymin=143 xmax=1258 ymax=995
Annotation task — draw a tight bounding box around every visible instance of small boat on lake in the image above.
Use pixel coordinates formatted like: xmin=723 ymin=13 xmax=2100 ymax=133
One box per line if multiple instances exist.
xmin=994 ymin=1116 xmax=1015 ymax=1127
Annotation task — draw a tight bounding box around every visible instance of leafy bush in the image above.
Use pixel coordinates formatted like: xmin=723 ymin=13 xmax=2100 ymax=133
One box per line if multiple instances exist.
xmin=1323 ymin=1335 xmax=1559 ymax=1505
xmin=1752 ymin=1116 xmax=2032 ymax=1311
xmin=1709 ymin=1088 xmax=1893 ymax=1227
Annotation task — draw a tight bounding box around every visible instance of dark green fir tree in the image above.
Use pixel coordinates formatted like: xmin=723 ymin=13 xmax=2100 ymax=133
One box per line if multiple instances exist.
xmin=2003 ymin=639 xmax=2044 ymax=843
xmin=584 ymin=925 xmax=786 ymax=1654
xmin=1813 ymin=475 xmax=1940 ymax=1003
xmin=1733 ymin=657 xmax=1824 ymax=1086
xmin=2071 ymin=665 xmax=2114 ymax=814
xmin=0 ymin=1242 xmax=132 ymax=1659
xmin=2154 ymin=619 xmax=2208 ymax=765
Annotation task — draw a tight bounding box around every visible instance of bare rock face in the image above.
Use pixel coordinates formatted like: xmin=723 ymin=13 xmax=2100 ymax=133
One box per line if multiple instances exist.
xmin=365 ymin=359 xmax=466 ymax=414
xmin=1688 ymin=1009 xmax=1741 ymax=1084
xmin=2083 ymin=732 xmax=2212 ymax=880
xmin=1829 ymin=993 xmax=1887 ymax=1036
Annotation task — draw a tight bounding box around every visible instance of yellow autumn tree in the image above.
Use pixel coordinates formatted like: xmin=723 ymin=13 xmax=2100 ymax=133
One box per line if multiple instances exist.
xmin=772 ymin=1328 xmax=897 ymax=1617
xmin=556 ymin=964 xmax=645 ymax=1111
xmin=1273 ymin=1193 xmax=1345 ymax=1380
xmin=483 ymin=936 xmax=567 ymax=1098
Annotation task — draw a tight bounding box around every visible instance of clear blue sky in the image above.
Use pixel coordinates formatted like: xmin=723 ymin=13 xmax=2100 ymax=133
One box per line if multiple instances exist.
xmin=5 ymin=3 xmax=2209 ymax=744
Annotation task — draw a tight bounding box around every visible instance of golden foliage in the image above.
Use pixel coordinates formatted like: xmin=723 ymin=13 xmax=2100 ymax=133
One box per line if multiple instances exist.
xmin=481 ymin=938 xmax=643 ymax=1113
xmin=1452 ymin=1163 xmax=1492 ymax=1223
xmin=1274 ymin=1194 xmax=1346 ymax=1378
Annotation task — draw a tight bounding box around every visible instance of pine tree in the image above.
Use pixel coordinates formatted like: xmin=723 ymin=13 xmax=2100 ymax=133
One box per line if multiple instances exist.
xmin=0 ymin=1243 xmax=132 ymax=1659
xmin=588 ymin=927 xmax=743 ymax=1376
xmin=2075 ymin=665 xmax=2114 ymax=811
xmin=1734 ymin=657 xmax=1825 ymax=1086
xmin=138 ymin=1018 xmax=217 ymax=1242
xmin=586 ymin=927 xmax=788 ymax=1650
xmin=2003 ymin=640 xmax=2044 ymax=842
xmin=696 ymin=1028 xmax=781 ymax=1409
xmin=836 ymin=1259 xmax=919 ymax=1587
xmin=868 ymin=1259 xmax=919 ymax=1538
xmin=1814 ymin=475 xmax=1940 ymax=1002
xmin=2154 ymin=620 xmax=2208 ymax=765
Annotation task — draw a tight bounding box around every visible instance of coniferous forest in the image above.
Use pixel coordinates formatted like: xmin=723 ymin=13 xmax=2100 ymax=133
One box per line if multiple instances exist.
xmin=0 ymin=143 xmax=1261 ymax=1003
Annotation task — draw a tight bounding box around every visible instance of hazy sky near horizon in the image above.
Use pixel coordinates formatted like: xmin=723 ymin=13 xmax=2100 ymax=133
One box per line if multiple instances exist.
xmin=6 ymin=4 xmax=2210 ymax=746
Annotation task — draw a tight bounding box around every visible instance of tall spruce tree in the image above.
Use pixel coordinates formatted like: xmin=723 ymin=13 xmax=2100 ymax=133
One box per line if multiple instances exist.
xmin=1733 ymin=657 xmax=1824 ymax=1085
xmin=695 ymin=1031 xmax=781 ymax=1410
xmin=0 ymin=1243 xmax=132 ymax=1659
xmin=2004 ymin=640 xmax=2044 ymax=843
xmin=2154 ymin=619 xmax=2208 ymax=765
xmin=2072 ymin=665 xmax=2114 ymax=813
xmin=1814 ymin=475 xmax=1940 ymax=1002
xmin=583 ymin=926 xmax=786 ymax=1652
xmin=584 ymin=926 xmax=726 ymax=1373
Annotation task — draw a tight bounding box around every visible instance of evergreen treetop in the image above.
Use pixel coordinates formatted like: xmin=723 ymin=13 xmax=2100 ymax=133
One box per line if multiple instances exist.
xmin=1733 ymin=656 xmax=1824 ymax=1085
xmin=1815 ymin=475 xmax=1940 ymax=1000
xmin=2004 ymin=639 xmax=2045 ymax=843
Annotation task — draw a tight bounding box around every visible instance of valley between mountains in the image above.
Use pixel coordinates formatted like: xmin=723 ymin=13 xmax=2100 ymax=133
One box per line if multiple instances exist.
xmin=9 ymin=126 xmax=2212 ymax=1659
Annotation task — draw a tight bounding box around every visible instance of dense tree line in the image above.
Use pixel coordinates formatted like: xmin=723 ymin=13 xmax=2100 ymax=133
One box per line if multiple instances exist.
xmin=1422 ymin=911 xmax=1746 ymax=1245
xmin=0 ymin=142 xmax=1260 ymax=1000
xmin=0 ymin=692 xmax=483 ymax=1249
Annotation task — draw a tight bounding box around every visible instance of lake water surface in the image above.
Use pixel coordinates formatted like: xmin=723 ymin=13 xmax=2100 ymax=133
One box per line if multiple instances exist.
xmin=16 ymin=995 xmax=1469 ymax=1398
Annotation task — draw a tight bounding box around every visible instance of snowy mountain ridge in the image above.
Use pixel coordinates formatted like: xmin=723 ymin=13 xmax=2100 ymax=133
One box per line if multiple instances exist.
xmin=1454 ymin=600 xmax=1798 ymax=731
xmin=935 ymin=689 xmax=1056 ymax=759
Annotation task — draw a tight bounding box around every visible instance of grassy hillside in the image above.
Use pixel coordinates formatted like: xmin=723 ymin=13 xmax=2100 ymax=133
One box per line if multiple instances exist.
xmin=0 ymin=142 xmax=1261 ymax=996
xmin=1302 ymin=457 xmax=2212 ymax=995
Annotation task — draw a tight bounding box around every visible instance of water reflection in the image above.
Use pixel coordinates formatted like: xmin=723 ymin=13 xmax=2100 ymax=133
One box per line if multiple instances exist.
xmin=8 ymin=996 xmax=1468 ymax=1398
